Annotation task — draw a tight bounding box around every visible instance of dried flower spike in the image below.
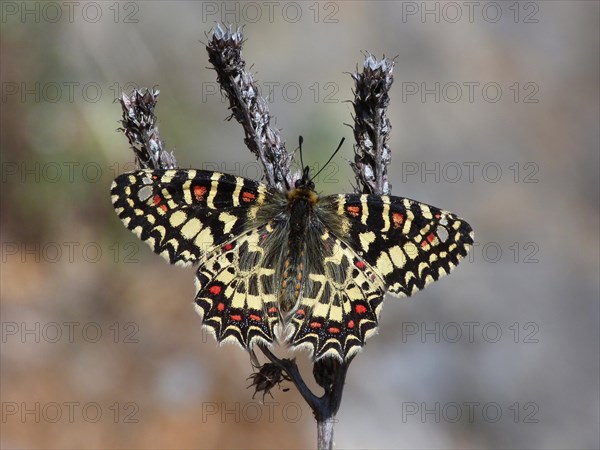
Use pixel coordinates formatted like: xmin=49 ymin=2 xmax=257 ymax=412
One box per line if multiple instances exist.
xmin=118 ymin=88 xmax=177 ymax=170
xmin=351 ymin=54 xmax=395 ymax=195
xmin=206 ymin=24 xmax=291 ymax=190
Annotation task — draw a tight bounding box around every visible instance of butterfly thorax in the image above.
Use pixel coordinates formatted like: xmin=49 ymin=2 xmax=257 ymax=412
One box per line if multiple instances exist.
xmin=287 ymin=186 xmax=318 ymax=228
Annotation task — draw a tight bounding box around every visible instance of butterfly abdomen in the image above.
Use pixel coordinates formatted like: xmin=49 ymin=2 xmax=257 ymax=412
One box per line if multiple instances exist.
xmin=279 ymin=187 xmax=318 ymax=312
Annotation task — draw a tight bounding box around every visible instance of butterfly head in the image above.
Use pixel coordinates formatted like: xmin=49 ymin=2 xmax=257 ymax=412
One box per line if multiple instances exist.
xmin=294 ymin=165 xmax=315 ymax=191
xmin=287 ymin=136 xmax=345 ymax=202
xmin=288 ymin=165 xmax=318 ymax=204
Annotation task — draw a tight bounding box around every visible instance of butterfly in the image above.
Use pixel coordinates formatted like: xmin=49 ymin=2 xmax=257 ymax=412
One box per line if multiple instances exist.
xmin=111 ymin=165 xmax=473 ymax=361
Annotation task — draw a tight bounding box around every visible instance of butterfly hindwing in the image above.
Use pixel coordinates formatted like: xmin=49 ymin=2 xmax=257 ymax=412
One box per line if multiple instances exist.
xmin=194 ymin=224 xmax=281 ymax=348
xmin=289 ymin=226 xmax=386 ymax=360
xmin=110 ymin=169 xmax=271 ymax=266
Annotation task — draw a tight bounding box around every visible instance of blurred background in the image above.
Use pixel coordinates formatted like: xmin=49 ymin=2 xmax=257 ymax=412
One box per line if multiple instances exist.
xmin=1 ymin=1 xmax=598 ymax=449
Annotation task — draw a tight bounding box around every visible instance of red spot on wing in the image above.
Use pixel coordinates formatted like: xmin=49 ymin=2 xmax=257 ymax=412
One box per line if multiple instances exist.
xmin=242 ymin=191 xmax=256 ymax=203
xmin=223 ymin=243 xmax=233 ymax=251
xmin=392 ymin=212 xmax=404 ymax=228
xmin=159 ymin=204 xmax=168 ymax=212
xmin=346 ymin=205 xmax=360 ymax=217
xmin=193 ymin=185 xmax=207 ymax=202
xmin=434 ymin=213 xmax=441 ymax=219
xmin=230 ymin=314 xmax=242 ymax=322
xmin=296 ymin=309 xmax=305 ymax=316
xmin=355 ymin=260 xmax=365 ymax=270
xmin=153 ymin=194 xmax=161 ymax=206
xmin=249 ymin=314 xmax=262 ymax=322
xmin=217 ymin=302 xmax=225 ymax=312
xmin=347 ymin=320 xmax=355 ymax=329
xmin=268 ymin=307 xmax=278 ymax=314
xmin=355 ymin=304 xmax=367 ymax=315
xmin=209 ymin=285 xmax=222 ymax=295
xmin=420 ymin=233 xmax=435 ymax=248
xmin=309 ymin=322 xmax=322 ymax=329
xmin=328 ymin=327 xmax=340 ymax=334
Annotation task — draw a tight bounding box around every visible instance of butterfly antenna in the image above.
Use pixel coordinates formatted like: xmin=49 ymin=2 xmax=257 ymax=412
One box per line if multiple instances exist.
xmin=298 ymin=136 xmax=305 ymax=169
xmin=310 ymin=137 xmax=345 ymax=182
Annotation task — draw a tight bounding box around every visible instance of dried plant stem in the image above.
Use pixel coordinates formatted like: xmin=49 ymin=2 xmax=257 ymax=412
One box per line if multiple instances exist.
xmin=317 ymin=419 xmax=335 ymax=450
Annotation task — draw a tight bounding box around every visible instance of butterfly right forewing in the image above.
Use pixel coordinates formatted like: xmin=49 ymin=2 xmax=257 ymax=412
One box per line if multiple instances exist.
xmin=110 ymin=169 xmax=272 ymax=266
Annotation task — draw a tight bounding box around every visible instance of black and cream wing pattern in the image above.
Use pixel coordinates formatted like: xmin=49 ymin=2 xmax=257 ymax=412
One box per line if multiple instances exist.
xmin=111 ymin=168 xmax=473 ymax=361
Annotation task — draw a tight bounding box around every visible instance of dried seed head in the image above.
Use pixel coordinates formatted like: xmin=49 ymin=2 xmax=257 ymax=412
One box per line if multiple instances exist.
xmin=350 ymin=54 xmax=395 ymax=195
xmin=118 ymin=88 xmax=177 ymax=170
xmin=247 ymin=362 xmax=292 ymax=401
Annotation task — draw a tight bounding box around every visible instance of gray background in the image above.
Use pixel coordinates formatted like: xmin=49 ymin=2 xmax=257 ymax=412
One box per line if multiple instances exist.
xmin=1 ymin=1 xmax=598 ymax=448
